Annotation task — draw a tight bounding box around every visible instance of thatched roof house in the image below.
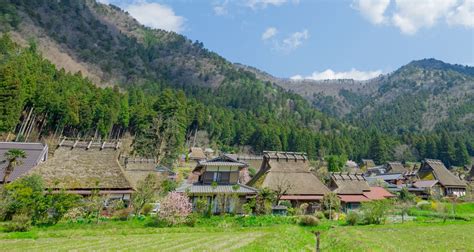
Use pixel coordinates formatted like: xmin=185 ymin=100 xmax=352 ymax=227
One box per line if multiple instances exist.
xmin=329 ymin=172 xmax=394 ymax=211
xmin=362 ymin=159 xmax=376 ymax=168
xmin=248 ymin=151 xmax=329 ymax=205
xmin=188 ymin=147 xmax=206 ymax=161
xmin=0 ymin=142 xmax=48 ymax=183
xmin=418 ymin=159 xmax=467 ymax=197
xmin=386 ymin=162 xmax=408 ymax=174
xmin=29 ymin=139 xmax=133 ymax=200
xmin=120 ymin=156 xmax=175 ymax=188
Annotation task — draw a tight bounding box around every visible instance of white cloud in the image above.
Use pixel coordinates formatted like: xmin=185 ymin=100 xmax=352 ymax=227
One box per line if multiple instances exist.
xmin=261 ymin=27 xmax=278 ymax=40
xmin=446 ymin=0 xmax=474 ymax=28
xmin=245 ymin=0 xmax=288 ymax=9
xmin=291 ymin=68 xmax=383 ymax=81
xmin=97 ymin=0 xmax=109 ymax=4
xmin=126 ymin=2 xmax=186 ymax=33
xmin=213 ymin=0 xmax=229 ymax=16
xmin=353 ymin=0 xmax=474 ymax=34
xmin=352 ymin=0 xmax=390 ymax=24
xmin=276 ymin=29 xmax=309 ymax=52
xmin=392 ymin=0 xmax=457 ymax=35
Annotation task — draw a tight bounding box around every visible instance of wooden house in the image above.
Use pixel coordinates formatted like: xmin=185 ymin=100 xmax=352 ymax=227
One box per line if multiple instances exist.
xmin=176 ymin=154 xmax=257 ymax=214
xmin=0 ymin=142 xmax=48 ymax=184
xmin=418 ymin=159 xmax=467 ymax=197
xmin=247 ymin=151 xmax=330 ymax=210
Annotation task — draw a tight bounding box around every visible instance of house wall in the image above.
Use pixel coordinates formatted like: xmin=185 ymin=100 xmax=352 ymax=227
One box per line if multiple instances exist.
xmin=190 ymin=195 xmax=249 ymax=214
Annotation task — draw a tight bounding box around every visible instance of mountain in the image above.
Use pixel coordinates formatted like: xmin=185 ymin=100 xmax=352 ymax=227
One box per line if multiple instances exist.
xmin=0 ymin=0 xmax=472 ymax=165
xmin=276 ymin=59 xmax=474 ymax=134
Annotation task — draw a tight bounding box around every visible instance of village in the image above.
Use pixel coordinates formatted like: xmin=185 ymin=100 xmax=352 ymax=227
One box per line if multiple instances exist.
xmin=0 ymin=137 xmax=474 ymax=229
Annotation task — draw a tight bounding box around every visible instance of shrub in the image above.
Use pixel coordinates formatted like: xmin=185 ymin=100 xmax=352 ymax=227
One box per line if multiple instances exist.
xmin=416 ymin=201 xmax=431 ymax=210
xmin=298 ymin=215 xmax=320 ymax=226
xmin=184 ymin=213 xmax=198 ymax=227
xmin=338 ymin=213 xmax=346 ymax=221
xmin=142 ymin=204 xmax=153 ymax=216
xmin=62 ymin=207 xmax=85 ymax=222
xmin=313 ymin=211 xmax=325 ymax=220
xmin=298 ymin=203 xmax=309 ymax=215
xmin=5 ymin=214 xmax=31 ymax=232
xmin=346 ymin=211 xmax=360 ymax=226
xmin=195 ymin=198 xmax=208 ymax=216
xmin=361 ymin=200 xmax=391 ymax=224
xmin=158 ymin=192 xmax=192 ymax=226
xmin=112 ymin=208 xmax=132 ymax=221
xmin=278 ymin=200 xmax=292 ymax=208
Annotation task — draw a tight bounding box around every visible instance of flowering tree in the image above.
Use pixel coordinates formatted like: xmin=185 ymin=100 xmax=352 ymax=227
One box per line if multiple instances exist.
xmin=159 ymin=192 xmax=192 ymax=226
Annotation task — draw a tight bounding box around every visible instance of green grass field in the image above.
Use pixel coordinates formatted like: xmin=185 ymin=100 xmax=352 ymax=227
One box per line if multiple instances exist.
xmin=1 ymin=220 xmax=473 ymax=251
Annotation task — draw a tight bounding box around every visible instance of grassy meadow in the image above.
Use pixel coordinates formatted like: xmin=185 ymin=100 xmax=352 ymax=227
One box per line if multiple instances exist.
xmin=1 ymin=217 xmax=473 ymax=251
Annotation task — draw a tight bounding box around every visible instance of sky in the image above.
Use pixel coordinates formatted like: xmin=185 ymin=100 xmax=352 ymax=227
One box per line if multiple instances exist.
xmin=99 ymin=0 xmax=474 ymax=80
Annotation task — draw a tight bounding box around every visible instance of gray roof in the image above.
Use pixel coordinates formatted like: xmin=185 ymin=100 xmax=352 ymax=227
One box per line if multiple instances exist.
xmin=175 ymin=183 xmax=257 ymax=194
xmin=368 ymin=173 xmax=404 ymax=181
xmin=195 ymin=155 xmax=248 ymax=171
xmin=0 ymin=142 xmax=48 ymax=183
xmin=413 ymin=180 xmax=439 ymax=188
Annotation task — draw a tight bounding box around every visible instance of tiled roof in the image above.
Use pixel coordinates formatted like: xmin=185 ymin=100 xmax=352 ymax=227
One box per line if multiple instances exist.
xmin=368 ymin=173 xmax=403 ymax=181
xmin=363 ymin=187 xmax=395 ymax=200
xmin=0 ymin=142 xmax=48 ymax=183
xmin=175 ymin=184 xmax=257 ymax=194
xmin=339 ymin=195 xmax=370 ymax=203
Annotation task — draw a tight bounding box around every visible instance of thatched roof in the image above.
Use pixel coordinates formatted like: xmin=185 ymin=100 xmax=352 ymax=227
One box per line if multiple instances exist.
xmin=189 ymin=147 xmax=206 ymax=160
xmin=29 ymin=141 xmax=132 ymax=191
xmin=362 ymin=159 xmax=376 ymax=168
xmin=419 ymin=159 xmax=467 ymax=188
xmin=386 ymin=162 xmax=408 ymax=174
xmin=330 ymin=173 xmax=370 ymax=195
xmin=248 ymin=151 xmax=329 ymax=196
xmin=0 ymin=142 xmax=48 ymax=183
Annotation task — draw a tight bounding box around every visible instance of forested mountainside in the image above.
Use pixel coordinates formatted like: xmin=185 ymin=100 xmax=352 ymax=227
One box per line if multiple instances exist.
xmin=0 ymin=0 xmax=472 ymax=167
xmin=279 ymin=59 xmax=474 ymax=135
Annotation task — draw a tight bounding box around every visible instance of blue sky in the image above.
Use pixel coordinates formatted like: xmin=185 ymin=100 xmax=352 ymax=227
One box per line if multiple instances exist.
xmin=101 ymin=0 xmax=473 ymax=80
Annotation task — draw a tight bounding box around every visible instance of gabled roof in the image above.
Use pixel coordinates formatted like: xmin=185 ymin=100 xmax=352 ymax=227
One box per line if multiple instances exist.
xmin=420 ymin=159 xmax=467 ymax=188
xmin=413 ymin=180 xmax=439 ymax=188
xmin=386 ymin=162 xmax=408 ymax=174
xmin=248 ymin=151 xmax=329 ymax=196
xmin=0 ymin=142 xmax=48 ymax=183
xmin=362 ymin=159 xmax=376 ymax=167
xmin=29 ymin=141 xmax=132 ymax=191
xmin=368 ymin=173 xmax=404 ymax=181
xmin=363 ymin=187 xmax=394 ymax=200
xmin=194 ymin=154 xmax=248 ymax=171
xmin=330 ymin=173 xmax=370 ymax=195
xmin=188 ymin=147 xmax=206 ymax=160
xmin=175 ymin=183 xmax=257 ymax=194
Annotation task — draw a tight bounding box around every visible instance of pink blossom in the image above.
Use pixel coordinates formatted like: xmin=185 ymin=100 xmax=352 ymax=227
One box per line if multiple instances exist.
xmin=159 ymin=192 xmax=192 ymax=225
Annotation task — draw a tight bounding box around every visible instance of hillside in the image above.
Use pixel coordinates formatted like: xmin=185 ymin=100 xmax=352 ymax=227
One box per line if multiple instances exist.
xmin=0 ymin=0 xmax=472 ymax=166
xmin=276 ymin=59 xmax=474 ymax=134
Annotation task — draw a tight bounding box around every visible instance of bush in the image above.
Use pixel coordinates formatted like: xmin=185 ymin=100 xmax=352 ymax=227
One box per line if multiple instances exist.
xmin=112 ymin=208 xmax=132 ymax=221
xmin=298 ymin=203 xmax=309 ymax=215
xmin=298 ymin=215 xmax=320 ymax=226
xmin=278 ymin=200 xmax=292 ymax=208
xmin=313 ymin=211 xmax=325 ymax=220
xmin=361 ymin=200 xmax=391 ymax=224
xmin=338 ymin=213 xmax=346 ymax=221
xmin=346 ymin=211 xmax=360 ymax=226
xmin=62 ymin=207 xmax=85 ymax=223
xmin=242 ymin=202 xmax=253 ymax=215
xmin=141 ymin=204 xmax=153 ymax=216
xmin=5 ymin=214 xmax=32 ymax=232
xmin=416 ymin=201 xmax=431 ymax=210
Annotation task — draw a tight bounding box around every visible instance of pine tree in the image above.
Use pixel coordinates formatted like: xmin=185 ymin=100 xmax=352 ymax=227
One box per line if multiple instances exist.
xmin=369 ymin=134 xmax=389 ymax=165
xmin=454 ymin=139 xmax=470 ymax=166
xmin=438 ymin=132 xmax=456 ymax=167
